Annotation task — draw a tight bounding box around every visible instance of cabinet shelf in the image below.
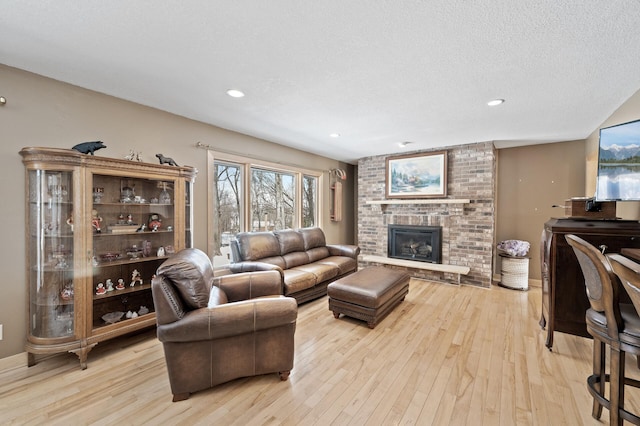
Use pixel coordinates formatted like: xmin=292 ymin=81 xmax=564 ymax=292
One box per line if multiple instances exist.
xmin=93 ymin=202 xmax=174 ymax=207
xmin=94 ymin=255 xmax=169 ymax=268
xmin=93 ymin=283 xmax=152 ymax=300
xmin=94 ymin=229 xmax=173 ymax=237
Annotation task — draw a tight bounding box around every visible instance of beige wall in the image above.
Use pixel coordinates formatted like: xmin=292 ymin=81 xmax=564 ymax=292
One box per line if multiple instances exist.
xmin=0 ymin=64 xmax=355 ymax=359
xmin=496 ymin=87 xmax=640 ymax=282
xmin=585 ymin=88 xmax=640 ymax=220
xmin=496 ymin=140 xmax=586 ymax=281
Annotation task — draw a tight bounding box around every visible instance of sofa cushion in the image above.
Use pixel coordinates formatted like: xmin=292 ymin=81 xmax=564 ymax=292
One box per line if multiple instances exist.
xmin=235 ymin=232 xmax=281 ymax=261
xmin=282 ymin=269 xmax=317 ymax=295
xmin=252 ymin=255 xmax=287 ymax=269
xmin=307 ymin=246 xmax=330 ymax=262
xmin=292 ymin=263 xmax=339 ymax=283
xmin=317 ymin=256 xmax=358 ymax=275
xmin=283 ymin=251 xmax=310 ymax=269
xmin=156 ymin=248 xmax=214 ymax=310
xmin=274 ymin=229 xmax=306 ymax=254
xmin=299 ymin=227 xmax=326 ymax=250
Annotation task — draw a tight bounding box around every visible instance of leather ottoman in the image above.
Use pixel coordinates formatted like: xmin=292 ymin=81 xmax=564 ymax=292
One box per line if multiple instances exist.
xmin=328 ymin=266 xmax=410 ymax=328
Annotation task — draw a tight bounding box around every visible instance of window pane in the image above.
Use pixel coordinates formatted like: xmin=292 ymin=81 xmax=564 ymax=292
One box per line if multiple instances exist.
xmin=213 ymin=161 xmax=242 ymax=266
xmin=303 ymin=175 xmax=317 ymax=228
xmin=251 ymin=168 xmax=295 ymax=231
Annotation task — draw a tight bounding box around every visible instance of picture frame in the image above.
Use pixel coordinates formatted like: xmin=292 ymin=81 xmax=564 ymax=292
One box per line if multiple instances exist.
xmin=386 ymin=151 xmax=448 ymax=198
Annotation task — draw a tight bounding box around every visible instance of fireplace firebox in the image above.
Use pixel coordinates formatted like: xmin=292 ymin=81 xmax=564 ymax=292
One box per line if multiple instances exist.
xmin=388 ymin=224 xmax=442 ymax=264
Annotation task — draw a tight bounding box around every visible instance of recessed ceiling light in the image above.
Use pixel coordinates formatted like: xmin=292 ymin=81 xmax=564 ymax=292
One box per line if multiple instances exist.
xmin=329 ymin=133 xmax=341 ymax=138
xmin=487 ymin=99 xmax=505 ymax=106
xmin=398 ymin=141 xmax=412 ymax=148
xmin=226 ymin=89 xmax=245 ymax=98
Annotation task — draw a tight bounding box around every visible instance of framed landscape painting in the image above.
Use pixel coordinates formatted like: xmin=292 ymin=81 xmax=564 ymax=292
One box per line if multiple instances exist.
xmin=386 ymin=151 xmax=447 ymax=198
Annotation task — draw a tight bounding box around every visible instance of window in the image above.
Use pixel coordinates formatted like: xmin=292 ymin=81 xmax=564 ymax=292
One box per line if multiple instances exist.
xmin=250 ymin=168 xmax=295 ymax=231
xmin=208 ymin=152 xmax=322 ymax=266
xmin=302 ymin=175 xmax=317 ymax=228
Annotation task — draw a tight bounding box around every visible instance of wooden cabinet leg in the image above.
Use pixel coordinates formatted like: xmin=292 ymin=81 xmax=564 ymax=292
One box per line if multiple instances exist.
xmin=69 ymin=343 xmax=97 ymax=370
xmin=27 ymin=352 xmax=36 ymax=367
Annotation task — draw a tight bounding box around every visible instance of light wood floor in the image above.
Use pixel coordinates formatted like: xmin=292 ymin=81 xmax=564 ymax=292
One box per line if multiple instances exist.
xmin=2 ymin=279 xmax=639 ymax=425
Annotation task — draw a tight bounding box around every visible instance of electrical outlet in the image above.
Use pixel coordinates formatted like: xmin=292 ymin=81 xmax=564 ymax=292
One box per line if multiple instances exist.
xmin=0 ymin=324 xmax=3 ymax=341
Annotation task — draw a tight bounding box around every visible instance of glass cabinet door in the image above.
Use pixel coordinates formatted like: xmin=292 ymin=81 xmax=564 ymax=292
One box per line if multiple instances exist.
xmin=27 ymin=169 xmax=75 ymax=339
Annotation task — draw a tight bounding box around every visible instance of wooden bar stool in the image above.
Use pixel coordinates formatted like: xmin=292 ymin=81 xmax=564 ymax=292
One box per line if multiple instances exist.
xmin=566 ymin=235 xmax=640 ymax=425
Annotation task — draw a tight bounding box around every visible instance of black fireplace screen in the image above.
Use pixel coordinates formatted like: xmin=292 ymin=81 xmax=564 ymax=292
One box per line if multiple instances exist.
xmin=388 ymin=224 xmax=442 ymax=264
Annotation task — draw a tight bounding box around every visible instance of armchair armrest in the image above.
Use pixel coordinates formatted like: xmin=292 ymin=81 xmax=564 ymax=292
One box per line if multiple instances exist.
xmin=213 ymin=270 xmax=283 ymax=302
xmin=156 ymin=296 xmax=297 ymax=343
xmin=229 ymin=261 xmax=284 ymax=276
xmin=327 ymin=244 xmax=360 ymax=259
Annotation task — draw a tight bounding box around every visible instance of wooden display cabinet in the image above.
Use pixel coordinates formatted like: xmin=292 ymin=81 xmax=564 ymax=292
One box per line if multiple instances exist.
xmin=21 ymin=147 xmax=196 ymax=368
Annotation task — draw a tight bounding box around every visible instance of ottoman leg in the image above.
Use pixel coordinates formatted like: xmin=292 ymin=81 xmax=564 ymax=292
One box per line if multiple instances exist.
xmin=333 ymin=311 xmax=340 ymax=319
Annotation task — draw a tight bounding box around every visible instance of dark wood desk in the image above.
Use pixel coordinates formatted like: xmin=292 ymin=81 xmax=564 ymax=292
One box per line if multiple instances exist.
xmin=540 ymin=218 xmax=640 ymax=350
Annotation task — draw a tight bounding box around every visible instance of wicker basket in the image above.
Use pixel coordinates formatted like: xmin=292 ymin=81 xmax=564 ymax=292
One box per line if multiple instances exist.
xmin=500 ymin=254 xmax=529 ymax=290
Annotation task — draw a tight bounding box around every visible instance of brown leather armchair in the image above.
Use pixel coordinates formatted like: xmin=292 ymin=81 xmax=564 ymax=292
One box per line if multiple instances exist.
xmin=151 ymin=248 xmax=298 ymax=402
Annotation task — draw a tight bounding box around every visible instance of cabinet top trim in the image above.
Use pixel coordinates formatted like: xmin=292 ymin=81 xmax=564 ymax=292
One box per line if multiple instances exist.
xmin=20 ymin=147 xmax=198 ymax=180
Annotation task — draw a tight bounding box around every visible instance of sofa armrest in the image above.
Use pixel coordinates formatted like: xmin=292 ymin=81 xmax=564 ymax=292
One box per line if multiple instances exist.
xmin=156 ymin=296 xmax=297 ymax=342
xmin=213 ymin=270 xmax=283 ymax=302
xmin=327 ymin=244 xmax=361 ymax=259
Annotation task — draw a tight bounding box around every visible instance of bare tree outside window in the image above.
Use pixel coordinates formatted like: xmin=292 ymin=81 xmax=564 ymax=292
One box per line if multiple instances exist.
xmin=303 ymin=175 xmax=317 ymax=228
xmin=251 ymin=168 xmax=295 ymax=231
xmin=213 ymin=162 xmax=242 ymax=265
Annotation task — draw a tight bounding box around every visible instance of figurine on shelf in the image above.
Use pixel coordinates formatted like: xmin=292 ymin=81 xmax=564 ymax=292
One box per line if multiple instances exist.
xmin=91 ymin=209 xmax=103 ymax=233
xmin=96 ymin=282 xmax=106 ymax=295
xmin=157 ymin=246 xmax=165 ymax=257
xmin=66 ymin=216 xmax=74 ymax=233
xmin=106 ymin=279 xmax=114 ymax=292
xmin=138 ymin=306 xmax=149 ymax=315
xmin=92 ymin=187 xmax=104 ymax=203
xmin=136 ymin=224 xmax=146 ymax=232
xmin=116 ymin=278 xmax=125 ymax=290
xmin=60 ymin=281 xmax=74 ymax=301
xmin=130 ymin=269 xmax=143 ymax=287
xmin=127 ymin=213 xmax=134 ymax=225
xmin=148 ymin=213 xmax=162 ymax=231
xmin=159 ymin=182 xmax=171 ymax=204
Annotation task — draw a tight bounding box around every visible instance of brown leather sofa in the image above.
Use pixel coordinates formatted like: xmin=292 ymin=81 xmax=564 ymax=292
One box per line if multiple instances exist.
xmin=229 ymin=227 xmax=360 ymax=304
xmin=151 ymin=248 xmax=298 ymax=402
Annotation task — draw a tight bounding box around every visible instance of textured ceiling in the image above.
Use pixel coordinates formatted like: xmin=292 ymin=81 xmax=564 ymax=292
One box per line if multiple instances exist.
xmin=2 ymin=1 xmax=640 ymax=163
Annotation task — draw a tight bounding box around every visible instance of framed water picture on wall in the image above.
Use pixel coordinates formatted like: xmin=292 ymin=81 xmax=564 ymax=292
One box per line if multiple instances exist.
xmin=386 ymin=151 xmax=448 ymax=198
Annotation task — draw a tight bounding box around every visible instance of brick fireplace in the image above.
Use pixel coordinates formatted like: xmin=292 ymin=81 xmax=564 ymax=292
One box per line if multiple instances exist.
xmin=357 ymin=142 xmax=495 ymax=287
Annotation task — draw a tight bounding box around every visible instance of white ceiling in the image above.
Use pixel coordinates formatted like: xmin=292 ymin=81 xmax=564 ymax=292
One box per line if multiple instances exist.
xmin=2 ymin=1 xmax=640 ymax=164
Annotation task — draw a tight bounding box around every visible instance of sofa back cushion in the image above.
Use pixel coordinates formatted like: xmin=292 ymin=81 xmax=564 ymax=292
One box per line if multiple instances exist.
xmin=282 ymin=251 xmax=310 ymax=269
xmin=307 ymin=246 xmax=330 ymax=262
xmin=156 ymin=248 xmax=214 ymax=310
xmin=235 ymin=232 xmax=281 ymax=261
xmin=299 ymin=227 xmax=327 ymax=250
xmin=274 ymin=229 xmax=305 ymax=254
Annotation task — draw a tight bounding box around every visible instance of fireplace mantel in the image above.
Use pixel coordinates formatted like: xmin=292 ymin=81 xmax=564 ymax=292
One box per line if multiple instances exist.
xmin=365 ymin=199 xmax=469 ymax=205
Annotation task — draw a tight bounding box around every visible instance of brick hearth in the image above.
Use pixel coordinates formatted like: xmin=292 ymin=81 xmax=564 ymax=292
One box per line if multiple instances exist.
xmin=357 ymin=142 xmax=495 ymax=287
